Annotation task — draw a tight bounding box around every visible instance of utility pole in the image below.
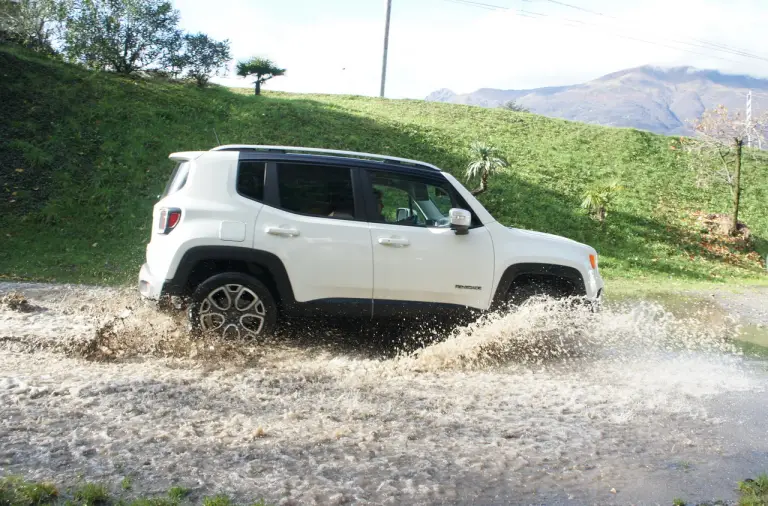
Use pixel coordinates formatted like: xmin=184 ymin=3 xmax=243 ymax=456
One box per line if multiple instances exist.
xmin=380 ymin=0 xmax=392 ymax=98
xmin=746 ymin=90 xmax=752 ymax=148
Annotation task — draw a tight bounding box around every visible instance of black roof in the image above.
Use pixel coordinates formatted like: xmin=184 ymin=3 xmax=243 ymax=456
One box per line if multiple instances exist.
xmin=212 ymin=145 xmax=443 ymax=176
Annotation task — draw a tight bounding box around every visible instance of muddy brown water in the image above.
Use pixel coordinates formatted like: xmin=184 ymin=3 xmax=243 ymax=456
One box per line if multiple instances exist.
xmin=1 ymin=282 xmax=767 ymax=506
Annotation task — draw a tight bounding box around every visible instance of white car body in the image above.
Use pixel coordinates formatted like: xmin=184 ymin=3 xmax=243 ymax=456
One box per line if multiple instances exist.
xmin=139 ymin=146 xmax=603 ymax=326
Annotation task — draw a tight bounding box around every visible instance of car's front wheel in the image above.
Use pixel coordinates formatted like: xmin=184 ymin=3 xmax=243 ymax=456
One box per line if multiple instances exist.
xmin=188 ymin=272 xmax=278 ymax=339
xmin=504 ymin=276 xmax=577 ymax=309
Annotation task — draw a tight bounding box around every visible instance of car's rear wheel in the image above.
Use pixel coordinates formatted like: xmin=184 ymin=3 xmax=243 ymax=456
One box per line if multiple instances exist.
xmin=188 ymin=272 xmax=277 ymax=339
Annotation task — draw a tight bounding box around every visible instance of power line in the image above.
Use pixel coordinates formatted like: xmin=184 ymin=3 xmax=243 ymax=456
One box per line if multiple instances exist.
xmin=439 ymin=0 xmax=768 ymax=65
xmin=517 ymin=11 xmax=742 ymax=64
xmin=538 ymin=0 xmax=768 ymax=63
xmin=443 ymin=0 xmax=499 ymax=10
xmin=442 ymin=0 xmax=506 ymax=10
xmin=542 ymin=0 xmax=610 ymax=18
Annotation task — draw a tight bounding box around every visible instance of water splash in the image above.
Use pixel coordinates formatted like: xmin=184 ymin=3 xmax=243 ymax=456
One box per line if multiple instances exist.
xmin=0 ymin=287 xmax=745 ymax=370
xmin=391 ymin=295 xmax=742 ymax=373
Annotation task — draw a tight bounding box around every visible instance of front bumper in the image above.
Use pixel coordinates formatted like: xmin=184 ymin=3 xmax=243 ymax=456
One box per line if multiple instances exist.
xmin=138 ymin=262 xmax=164 ymax=300
xmin=589 ymin=287 xmax=603 ymax=312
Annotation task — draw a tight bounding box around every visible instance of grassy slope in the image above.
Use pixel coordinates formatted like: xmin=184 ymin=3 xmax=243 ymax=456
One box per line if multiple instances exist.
xmin=2 ymin=46 xmax=767 ymax=286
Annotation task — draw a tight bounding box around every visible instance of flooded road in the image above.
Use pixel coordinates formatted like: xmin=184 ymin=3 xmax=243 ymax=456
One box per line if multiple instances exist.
xmin=1 ymin=282 xmax=767 ymax=505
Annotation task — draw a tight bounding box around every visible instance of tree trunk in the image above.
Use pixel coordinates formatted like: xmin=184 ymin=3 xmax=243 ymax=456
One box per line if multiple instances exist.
xmin=254 ymin=79 xmax=261 ymax=95
xmin=597 ymin=206 xmax=606 ymax=223
xmin=731 ymin=138 xmax=743 ymax=235
xmin=471 ymin=170 xmax=489 ymax=196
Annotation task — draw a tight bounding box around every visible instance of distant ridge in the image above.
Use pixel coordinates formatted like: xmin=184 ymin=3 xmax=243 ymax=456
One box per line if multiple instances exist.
xmin=425 ymin=65 xmax=768 ymax=135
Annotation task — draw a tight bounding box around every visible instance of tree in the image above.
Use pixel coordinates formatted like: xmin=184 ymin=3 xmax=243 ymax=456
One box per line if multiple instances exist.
xmin=580 ymin=182 xmax=623 ymax=223
xmin=236 ymin=56 xmax=285 ymax=95
xmin=682 ymin=105 xmax=768 ymax=235
xmin=63 ymin=0 xmax=182 ymax=74
xmin=465 ymin=141 xmax=509 ymax=196
xmin=503 ymin=100 xmax=529 ymax=113
xmin=162 ymin=31 xmax=186 ymax=78
xmin=175 ymin=32 xmax=231 ymax=87
xmin=0 ymin=0 xmax=67 ymax=54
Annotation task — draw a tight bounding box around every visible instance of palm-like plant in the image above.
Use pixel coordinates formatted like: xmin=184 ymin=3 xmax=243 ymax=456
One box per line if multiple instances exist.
xmin=581 ymin=182 xmax=623 ymax=222
xmin=236 ymin=56 xmax=285 ymax=95
xmin=465 ymin=141 xmax=509 ymax=196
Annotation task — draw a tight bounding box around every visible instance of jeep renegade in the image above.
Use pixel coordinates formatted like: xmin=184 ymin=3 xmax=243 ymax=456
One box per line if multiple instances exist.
xmin=138 ymin=145 xmax=604 ymax=338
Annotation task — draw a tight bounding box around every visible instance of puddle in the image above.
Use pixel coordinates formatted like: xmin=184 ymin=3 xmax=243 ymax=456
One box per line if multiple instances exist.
xmin=608 ymin=289 xmax=768 ymax=357
xmin=0 ymin=282 xmax=767 ymax=505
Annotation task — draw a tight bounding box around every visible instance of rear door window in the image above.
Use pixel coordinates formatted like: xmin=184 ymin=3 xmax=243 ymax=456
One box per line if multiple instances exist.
xmin=276 ymin=162 xmax=357 ymax=220
xmin=237 ymin=161 xmax=266 ymax=201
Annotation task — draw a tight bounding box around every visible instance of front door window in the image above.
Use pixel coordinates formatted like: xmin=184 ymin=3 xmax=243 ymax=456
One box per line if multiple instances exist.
xmin=369 ymin=172 xmax=461 ymax=228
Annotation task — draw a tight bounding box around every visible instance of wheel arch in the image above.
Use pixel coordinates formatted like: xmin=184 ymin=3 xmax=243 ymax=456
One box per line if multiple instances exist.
xmin=490 ymin=262 xmax=586 ymax=309
xmin=163 ymin=246 xmax=296 ymax=309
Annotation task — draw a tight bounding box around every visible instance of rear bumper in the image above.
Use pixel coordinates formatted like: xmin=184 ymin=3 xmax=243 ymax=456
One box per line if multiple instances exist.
xmin=138 ymin=263 xmax=164 ymax=300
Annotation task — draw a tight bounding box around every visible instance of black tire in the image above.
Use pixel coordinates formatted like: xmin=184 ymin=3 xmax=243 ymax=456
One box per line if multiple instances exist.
xmin=505 ymin=278 xmax=568 ymax=308
xmin=505 ymin=282 xmax=545 ymax=307
xmin=187 ymin=272 xmax=278 ymax=339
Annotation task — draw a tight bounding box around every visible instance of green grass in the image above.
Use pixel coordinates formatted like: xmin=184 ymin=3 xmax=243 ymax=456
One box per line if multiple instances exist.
xmin=166 ymin=488 xmax=188 ymax=502
xmin=0 ymin=476 xmax=269 ymax=506
xmin=2 ymin=45 xmax=767 ymax=287
xmin=6 ymin=473 xmax=767 ymax=506
xmin=668 ymin=473 xmax=768 ymax=506
xmin=0 ymin=476 xmax=58 ymax=505
xmin=739 ymin=474 xmax=768 ymax=506
xmin=606 ymin=277 xmax=768 ymax=299
xmin=73 ymin=483 xmax=109 ymax=505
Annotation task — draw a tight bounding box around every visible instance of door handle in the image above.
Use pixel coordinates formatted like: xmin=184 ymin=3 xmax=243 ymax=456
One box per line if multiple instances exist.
xmin=378 ymin=236 xmax=410 ymax=247
xmin=265 ymin=226 xmax=300 ymax=237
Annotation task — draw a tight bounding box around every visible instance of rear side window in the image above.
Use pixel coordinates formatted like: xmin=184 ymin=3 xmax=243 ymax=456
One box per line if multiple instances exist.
xmin=277 ymin=162 xmax=356 ymax=219
xmin=161 ymin=161 xmax=190 ymax=198
xmin=237 ymin=161 xmax=266 ymax=201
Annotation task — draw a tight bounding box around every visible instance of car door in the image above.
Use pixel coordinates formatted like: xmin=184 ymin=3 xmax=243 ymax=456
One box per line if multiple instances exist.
xmin=253 ymin=160 xmax=373 ymax=313
xmin=363 ymin=168 xmax=495 ymax=312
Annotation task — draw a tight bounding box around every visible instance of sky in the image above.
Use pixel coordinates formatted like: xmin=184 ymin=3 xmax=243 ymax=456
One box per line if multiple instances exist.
xmin=171 ymin=0 xmax=768 ymax=99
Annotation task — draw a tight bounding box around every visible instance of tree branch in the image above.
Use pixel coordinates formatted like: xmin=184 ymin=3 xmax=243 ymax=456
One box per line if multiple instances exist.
xmin=715 ymin=147 xmax=733 ymax=186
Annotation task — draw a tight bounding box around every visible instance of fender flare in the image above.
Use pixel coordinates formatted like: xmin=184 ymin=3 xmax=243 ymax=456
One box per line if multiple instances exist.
xmin=490 ymin=262 xmax=586 ymax=309
xmin=162 ymin=245 xmax=296 ymax=306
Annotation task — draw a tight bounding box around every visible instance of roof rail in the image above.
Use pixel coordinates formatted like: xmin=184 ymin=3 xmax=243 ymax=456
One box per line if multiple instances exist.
xmin=209 ymin=144 xmax=442 ymax=172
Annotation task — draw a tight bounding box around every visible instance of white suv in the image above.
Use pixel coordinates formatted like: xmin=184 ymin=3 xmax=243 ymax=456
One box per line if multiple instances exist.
xmin=138 ymin=145 xmax=604 ymax=338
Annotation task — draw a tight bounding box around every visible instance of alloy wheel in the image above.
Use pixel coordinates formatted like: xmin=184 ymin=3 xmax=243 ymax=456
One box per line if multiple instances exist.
xmin=198 ymin=283 xmax=266 ymax=339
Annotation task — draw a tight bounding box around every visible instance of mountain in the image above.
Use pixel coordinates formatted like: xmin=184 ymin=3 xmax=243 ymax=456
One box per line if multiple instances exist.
xmin=425 ymin=66 xmax=768 ymax=135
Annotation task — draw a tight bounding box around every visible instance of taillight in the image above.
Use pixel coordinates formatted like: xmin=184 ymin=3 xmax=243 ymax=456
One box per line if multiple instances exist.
xmin=157 ymin=207 xmax=182 ymax=234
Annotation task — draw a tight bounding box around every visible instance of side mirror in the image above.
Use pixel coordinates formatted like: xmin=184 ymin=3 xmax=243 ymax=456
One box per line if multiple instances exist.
xmin=396 ymin=208 xmax=411 ymax=221
xmin=449 ymin=208 xmax=471 ymax=235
